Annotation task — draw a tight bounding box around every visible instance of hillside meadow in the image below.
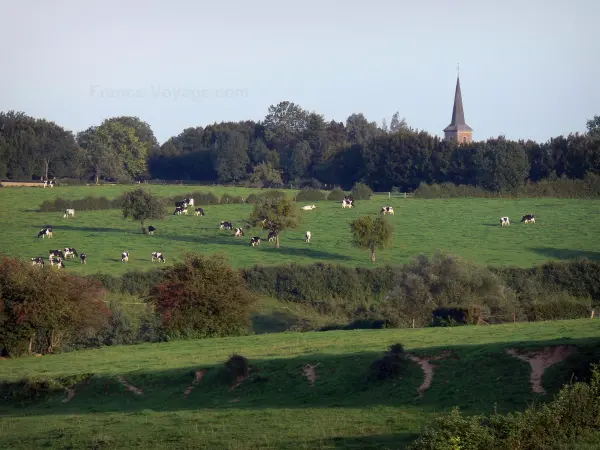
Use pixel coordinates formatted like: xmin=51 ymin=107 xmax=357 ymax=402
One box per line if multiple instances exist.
xmin=1 ymin=185 xmax=599 ymax=275
xmin=1 ymin=319 xmax=600 ymax=449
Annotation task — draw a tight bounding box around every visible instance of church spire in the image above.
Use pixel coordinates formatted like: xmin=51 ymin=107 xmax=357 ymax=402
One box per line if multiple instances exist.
xmin=443 ymin=69 xmax=473 ymax=143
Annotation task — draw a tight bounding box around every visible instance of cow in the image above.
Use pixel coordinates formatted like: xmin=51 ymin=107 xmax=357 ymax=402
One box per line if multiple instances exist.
xmin=234 ymin=227 xmax=245 ymax=237
xmin=63 ymin=208 xmax=75 ymax=218
xmin=500 ymin=216 xmax=510 ymax=227
xmin=80 ymin=253 xmax=87 ymax=264
xmin=151 ymin=252 xmax=165 ymax=263
xmin=342 ymin=198 xmax=354 ymax=208
xmin=184 ymin=198 xmax=194 ymax=207
xmin=31 ymin=257 xmax=45 ymax=267
xmin=175 ymin=200 xmax=188 ymax=209
xmin=37 ymin=228 xmax=53 ymax=239
xmin=194 ymin=208 xmax=205 ymax=216
xmin=121 ymin=251 xmax=129 ymax=263
xmin=174 ymin=207 xmax=188 ymax=215
xmin=521 ymin=214 xmax=536 ymax=224
xmin=250 ymin=237 xmax=261 ymax=246
xmin=49 ymin=249 xmax=64 ymax=260
xmin=63 ymin=247 xmax=78 ymax=259
xmin=381 ymin=206 xmax=394 ymax=215
xmin=305 ymin=231 xmax=311 ymax=243
xmin=220 ymin=221 xmax=234 ymax=230
xmin=50 ymin=257 xmax=65 ymax=269
xmin=267 ymin=231 xmax=277 ymax=242
xmin=148 ymin=226 xmax=156 ymax=235
xmin=301 ymin=204 xmax=316 ymax=211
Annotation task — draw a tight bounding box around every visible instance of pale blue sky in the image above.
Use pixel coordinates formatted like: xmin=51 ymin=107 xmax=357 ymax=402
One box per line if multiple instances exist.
xmin=1 ymin=0 xmax=598 ymax=145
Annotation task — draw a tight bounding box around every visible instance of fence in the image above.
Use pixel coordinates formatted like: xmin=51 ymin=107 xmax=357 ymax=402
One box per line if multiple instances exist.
xmin=373 ymin=192 xmax=415 ymax=199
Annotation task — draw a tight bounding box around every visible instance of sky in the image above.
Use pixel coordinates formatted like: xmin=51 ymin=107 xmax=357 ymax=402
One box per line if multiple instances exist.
xmin=0 ymin=0 xmax=598 ymax=145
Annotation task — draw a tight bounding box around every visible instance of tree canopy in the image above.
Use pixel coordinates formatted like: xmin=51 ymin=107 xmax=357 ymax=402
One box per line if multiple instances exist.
xmin=248 ymin=193 xmax=298 ymax=248
xmin=349 ymin=216 xmax=394 ymax=263
xmin=121 ymin=188 xmax=167 ymax=234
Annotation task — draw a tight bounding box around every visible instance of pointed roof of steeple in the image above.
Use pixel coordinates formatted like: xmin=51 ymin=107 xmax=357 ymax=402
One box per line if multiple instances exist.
xmin=444 ymin=76 xmax=473 ymax=132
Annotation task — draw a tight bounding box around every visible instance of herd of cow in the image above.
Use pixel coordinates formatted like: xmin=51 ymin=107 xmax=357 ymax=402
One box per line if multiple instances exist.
xmin=30 ymin=194 xmax=402 ymax=269
xmin=500 ymin=214 xmax=536 ymax=227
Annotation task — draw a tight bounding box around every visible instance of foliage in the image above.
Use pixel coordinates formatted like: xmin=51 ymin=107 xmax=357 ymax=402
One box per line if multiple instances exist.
xmin=121 ymin=188 xmax=168 ymax=234
xmin=245 ymin=190 xmax=287 ymax=204
xmin=0 ymin=256 xmax=110 ymax=356
xmin=248 ymin=195 xmax=298 ymax=248
xmin=247 ymin=162 xmax=284 ymax=188
xmin=39 ymin=195 xmax=123 ymax=212
xmin=349 ymin=216 xmax=393 ymax=262
xmin=368 ymin=343 xmax=409 ymax=381
xmin=147 ymin=253 xmax=257 ymax=339
xmin=220 ymin=193 xmax=245 ymax=204
xmin=295 ymin=187 xmax=326 ymax=201
xmin=351 ymin=182 xmax=374 ymax=200
xmin=327 ymin=187 xmax=347 ymax=201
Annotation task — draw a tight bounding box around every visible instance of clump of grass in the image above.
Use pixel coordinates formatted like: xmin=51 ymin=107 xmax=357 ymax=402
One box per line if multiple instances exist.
xmin=368 ymin=343 xmax=409 ymax=381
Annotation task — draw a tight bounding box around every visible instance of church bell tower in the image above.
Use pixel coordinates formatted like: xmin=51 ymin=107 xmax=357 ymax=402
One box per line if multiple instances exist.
xmin=443 ymin=69 xmax=473 ymax=144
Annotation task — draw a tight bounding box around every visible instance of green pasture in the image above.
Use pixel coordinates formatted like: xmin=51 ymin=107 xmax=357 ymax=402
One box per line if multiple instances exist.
xmin=1 ymin=319 xmax=599 ymax=449
xmin=0 ymin=185 xmax=599 ymax=275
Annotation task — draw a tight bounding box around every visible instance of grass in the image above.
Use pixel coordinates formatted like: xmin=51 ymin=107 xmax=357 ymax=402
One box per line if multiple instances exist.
xmin=1 ymin=185 xmax=600 ymax=276
xmin=1 ymin=319 xmax=599 ymax=449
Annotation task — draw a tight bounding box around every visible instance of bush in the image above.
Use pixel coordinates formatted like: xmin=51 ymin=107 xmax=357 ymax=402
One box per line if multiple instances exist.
xmin=368 ymin=343 xmax=409 ymax=381
xmin=351 ymin=182 xmax=374 ymax=200
xmin=39 ymin=196 xmax=122 ymax=212
xmin=296 ymin=187 xmax=327 ymax=201
xmin=327 ymin=187 xmax=347 ymax=201
xmin=223 ymin=354 xmax=250 ymax=384
xmin=220 ymin=193 xmax=245 ymax=204
xmin=246 ymin=190 xmax=286 ymax=204
xmin=299 ymin=178 xmax=323 ymax=190
xmin=148 ymin=253 xmax=258 ymax=339
xmin=170 ymin=191 xmax=220 ymax=205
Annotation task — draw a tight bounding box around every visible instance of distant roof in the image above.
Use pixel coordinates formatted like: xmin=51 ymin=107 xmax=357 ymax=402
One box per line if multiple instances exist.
xmin=444 ymin=76 xmax=473 ymax=132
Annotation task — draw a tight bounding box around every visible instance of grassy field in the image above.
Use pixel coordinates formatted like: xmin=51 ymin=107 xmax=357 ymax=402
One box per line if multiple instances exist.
xmin=1 ymin=185 xmax=599 ymax=275
xmin=1 ymin=319 xmax=599 ymax=449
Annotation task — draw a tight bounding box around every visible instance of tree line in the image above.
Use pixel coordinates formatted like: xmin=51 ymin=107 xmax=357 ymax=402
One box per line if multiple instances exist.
xmin=1 ymin=105 xmax=599 ymax=192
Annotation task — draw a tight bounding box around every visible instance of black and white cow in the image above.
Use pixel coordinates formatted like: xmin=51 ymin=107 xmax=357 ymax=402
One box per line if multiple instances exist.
xmin=220 ymin=221 xmax=234 ymax=230
xmin=521 ymin=214 xmax=536 ymax=224
xmin=37 ymin=228 xmax=53 ymax=239
xmin=50 ymin=257 xmax=65 ymax=269
xmin=173 ymin=206 xmax=188 ymax=215
xmin=380 ymin=206 xmax=394 ymax=215
xmin=63 ymin=247 xmax=78 ymax=259
xmin=49 ymin=249 xmax=64 ymax=260
xmin=305 ymin=231 xmax=311 ymax=243
xmin=80 ymin=253 xmax=87 ymax=264
xmin=31 ymin=257 xmax=45 ymax=267
xmin=342 ymin=197 xmax=354 ymax=208
xmin=267 ymin=231 xmax=277 ymax=242
xmin=148 ymin=226 xmax=156 ymax=235
xmin=250 ymin=237 xmax=261 ymax=247
xmin=183 ymin=198 xmax=194 ymax=207
xmin=151 ymin=252 xmax=165 ymax=263
xmin=121 ymin=251 xmax=129 ymax=263
xmin=500 ymin=216 xmax=510 ymax=227
xmin=175 ymin=200 xmax=188 ymax=209
xmin=194 ymin=208 xmax=205 ymax=216
xmin=234 ymin=227 xmax=245 ymax=237
xmin=63 ymin=208 xmax=75 ymax=218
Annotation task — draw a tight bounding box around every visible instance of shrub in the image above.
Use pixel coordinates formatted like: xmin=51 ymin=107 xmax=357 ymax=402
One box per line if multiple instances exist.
xmin=171 ymin=191 xmax=220 ymax=205
xmin=246 ymin=190 xmax=286 ymax=204
xmin=299 ymin=178 xmax=323 ymax=189
xmin=220 ymin=193 xmax=245 ymax=204
xmin=368 ymin=343 xmax=409 ymax=381
xmin=223 ymin=354 xmax=250 ymax=384
xmin=327 ymin=187 xmax=347 ymax=201
xmin=351 ymin=182 xmax=374 ymax=200
xmin=39 ymin=196 xmax=122 ymax=212
xmin=148 ymin=253 xmax=257 ymax=339
xmin=296 ymin=187 xmax=327 ymax=201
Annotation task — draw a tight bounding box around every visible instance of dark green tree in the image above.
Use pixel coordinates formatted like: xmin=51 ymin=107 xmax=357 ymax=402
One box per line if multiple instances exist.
xmin=349 ymin=216 xmax=393 ymax=263
xmin=121 ymin=188 xmax=167 ymax=234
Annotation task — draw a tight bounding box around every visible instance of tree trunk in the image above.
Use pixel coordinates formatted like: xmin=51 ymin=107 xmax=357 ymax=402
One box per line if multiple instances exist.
xmin=44 ymin=158 xmax=49 ymax=181
xmin=29 ymin=334 xmax=34 ymax=354
xmin=276 ymin=234 xmax=280 ymax=248
xmin=371 ymin=247 xmax=376 ymax=263
xmin=141 ymin=219 xmax=146 ymax=234
xmin=95 ymin=172 xmax=100 ymax=185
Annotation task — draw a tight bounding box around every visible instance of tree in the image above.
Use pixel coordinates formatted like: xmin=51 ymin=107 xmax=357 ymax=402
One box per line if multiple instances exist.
xmin=213 ymin=130 xmax=250 ymax=183
xmin=474 ymin=138 xmax=530 ymax=191
xmin=248 ymin=162 xmax=284 ymax=187
xmin=390 ymin=111 xmax=410 ymax=134
xmin=263 ymin=101 xmax=309 ymax=145
xmin=121 ymin=188 xmax=168 ymax=234
xmin=148 ymin=253 xmax=257 ymax=338
xmin=349 ymin=216 xmax=393 ymax=263
xmin=248 ymin=195 xmax=298 ymax=248
xmin=586 ymin=115 xmax=600 ymax=140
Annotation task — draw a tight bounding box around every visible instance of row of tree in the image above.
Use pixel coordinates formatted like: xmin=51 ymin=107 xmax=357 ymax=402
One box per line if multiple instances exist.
xmin=1 ymin=105 xmax=599 ymax=191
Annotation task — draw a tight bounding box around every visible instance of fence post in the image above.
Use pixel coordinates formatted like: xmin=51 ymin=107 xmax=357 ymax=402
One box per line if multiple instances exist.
xmin=591 ymin=310 xmax=595 ymax=319
xmin=388 ymin=192 xmax=391 ymax=199
xmin=412 ymin=318 xmax=415 ymax=328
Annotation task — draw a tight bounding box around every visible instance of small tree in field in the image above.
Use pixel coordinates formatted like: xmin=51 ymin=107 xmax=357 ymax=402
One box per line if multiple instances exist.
xmin=121 ymin=188 xmax=167 ymax=234
xmin=350 ymin=216 xmax=393 ymax=263
xmin=248 ymin=195 xmax=298 ymax=248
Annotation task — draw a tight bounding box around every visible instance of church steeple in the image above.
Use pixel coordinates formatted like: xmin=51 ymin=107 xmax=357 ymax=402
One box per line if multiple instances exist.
xmin=443 ymin=71 xmax=473 ymax=144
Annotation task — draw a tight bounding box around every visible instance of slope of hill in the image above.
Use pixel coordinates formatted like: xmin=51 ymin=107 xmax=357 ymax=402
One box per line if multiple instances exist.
xmin=1 ymin=319 xmax=599 ymax=449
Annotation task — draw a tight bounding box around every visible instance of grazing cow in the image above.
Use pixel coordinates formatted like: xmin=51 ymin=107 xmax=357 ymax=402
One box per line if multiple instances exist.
xmin=184 ymin=198 xmax=194 ymax=207
xmin=267 ymin=231 xmax=277 ymax=242
xmin=305 ymin=231 xmax=311 ymax=243
xmin=50 ymin=257 xmax=65 ymax=269
xmin=37 ymin=228 xmax=53 ymax=239
xmin=174 ymin=207 xmax=188 ymax=215
xmin=121 ymin=251 xmax=129 ymax=263
xmin=151 ymin=252 xmax=165 ymax=263
xmin=194 ymin=208 xmax=205 ymax=216
xmin=63 ymin=208 xmax=75 ymax=218
xmin=250 ymin=237 xmax=261 ymax=247
xmin=31 ymin=257 xmax=45 ymax=267
xmin=63 ymin=247 xmax=78 ymax=259
xmin=234 ymin=227 xmax=245 ymax=237
xmin=80 ymin=253 xmax=87 ymax=264
xmin=500 ymin=216 xmax=510 ymax=227
xmin=148 ymin=225 xmax=156 ymax=235
xmin=175 ymin=200 xmax=188 ymax=209
xmin=342 ymin=197 xmax=354 ymax=208
xmin=380 ymin=206 xmax=394 ymax=215
xmin=521 ymin=214 xmax=536 ymax=224
xmin=49 ymin=249 xmax=64 ymax=260
xmin=220 ymin=221 xmax=234 ymax=230
xmin=301 ymin=204 xmax=316 ymax=211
